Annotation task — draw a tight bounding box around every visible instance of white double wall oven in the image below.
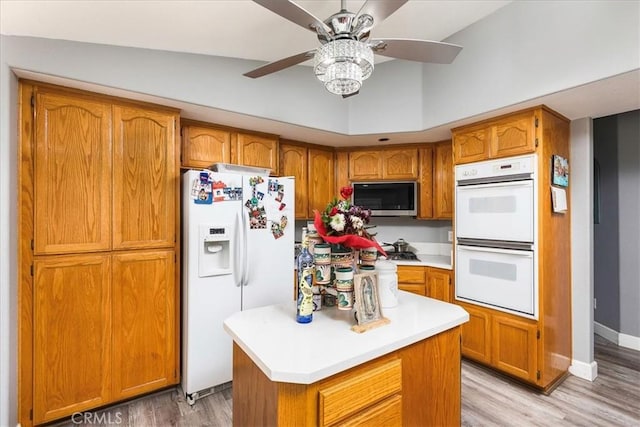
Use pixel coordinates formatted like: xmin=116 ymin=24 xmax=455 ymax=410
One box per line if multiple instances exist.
xmin=455 ymin=155 xmax=538 ymax=319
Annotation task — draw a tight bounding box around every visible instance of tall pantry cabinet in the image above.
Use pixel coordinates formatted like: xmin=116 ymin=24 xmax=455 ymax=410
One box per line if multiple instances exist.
xmin=19 ymin=83 xmax=180 ymax=426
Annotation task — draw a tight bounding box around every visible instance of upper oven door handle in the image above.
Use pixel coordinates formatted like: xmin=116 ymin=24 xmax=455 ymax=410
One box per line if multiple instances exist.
xmin=456 ymin=179 xmax=533 ymax=189
xmin=457 ymin=244 xmax=534 ymax=257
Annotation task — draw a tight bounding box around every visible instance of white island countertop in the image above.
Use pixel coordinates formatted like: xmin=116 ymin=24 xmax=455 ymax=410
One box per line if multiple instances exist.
xmin=223 ymin=291 xmax=468 ymax=384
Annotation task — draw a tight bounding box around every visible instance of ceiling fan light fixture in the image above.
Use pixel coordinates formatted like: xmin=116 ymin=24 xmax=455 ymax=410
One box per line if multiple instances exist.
xmin=314 ymin=39 xmax=374 ymax=96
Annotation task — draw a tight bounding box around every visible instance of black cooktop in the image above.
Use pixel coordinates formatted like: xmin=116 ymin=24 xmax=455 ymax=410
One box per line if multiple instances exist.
xmin=386 ymin=251 xmax=420 ymax=261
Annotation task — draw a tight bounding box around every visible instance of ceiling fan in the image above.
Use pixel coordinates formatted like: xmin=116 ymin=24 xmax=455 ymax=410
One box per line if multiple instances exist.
xmin=244 ymin=0 xmax=463 ymax=97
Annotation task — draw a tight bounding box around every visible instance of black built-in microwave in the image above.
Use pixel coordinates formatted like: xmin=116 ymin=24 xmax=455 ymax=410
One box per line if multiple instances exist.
xmin=352 ymin=181 xmax=418 ymax=216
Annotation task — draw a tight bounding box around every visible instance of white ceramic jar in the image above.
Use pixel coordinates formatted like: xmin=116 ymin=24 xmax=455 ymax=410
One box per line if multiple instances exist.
xmin=375 ymin=259 xmax=398 ymax=308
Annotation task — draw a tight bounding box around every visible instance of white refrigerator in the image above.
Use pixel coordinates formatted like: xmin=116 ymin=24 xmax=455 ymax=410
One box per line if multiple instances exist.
xmin=181 ymin=168 xmax=295 ymax=404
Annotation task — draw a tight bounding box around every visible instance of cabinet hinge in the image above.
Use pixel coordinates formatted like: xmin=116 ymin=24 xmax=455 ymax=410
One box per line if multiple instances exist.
xmin=536 ymin=370 xmax=541 ymax=380
xmin=31 ymin=239 xmax=34 ymax=250
xmin=536 ymin=330 xmax=540 ymax=339
xmin=30 ymin=94 xmax=35 ymax=109
xmin=30 ymin=264 xmax=34 ymax=276
xmin=535 ymin=138 xmax=539 ymax=148
xmin=534 ymin=117 xmax=539 ymax=128
xmin=30 ymin=408 xmax=33 ymax=420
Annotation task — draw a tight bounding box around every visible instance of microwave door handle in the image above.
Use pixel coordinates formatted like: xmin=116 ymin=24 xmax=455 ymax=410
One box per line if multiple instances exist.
xmin=458 ymin=245 xmax=533 ymax=257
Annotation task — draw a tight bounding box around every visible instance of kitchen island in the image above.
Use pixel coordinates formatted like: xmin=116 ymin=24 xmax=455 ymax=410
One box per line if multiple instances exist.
xmin=224 ymin=291 xmax=469 ymax=426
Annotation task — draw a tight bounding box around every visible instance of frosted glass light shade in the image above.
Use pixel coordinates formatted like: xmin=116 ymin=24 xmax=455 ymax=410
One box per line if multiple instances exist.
xmin=314 ymin=39 xmax=374 ymax=95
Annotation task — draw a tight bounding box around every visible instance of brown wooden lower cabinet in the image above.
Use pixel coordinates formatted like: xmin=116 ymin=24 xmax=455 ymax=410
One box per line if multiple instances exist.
xmin=32 ymin=250 xmax=177 ymax=425
xmin=458 ymin=301 xmax=545 ymax=387
xmin=112 ymin=250 xmax=177 ymax=400
xmin=232 ymin=326 xmax=461 ymax=427
xmin=398 ymin=265 xmax=452 ymax=302
xmin=33 ymin=254 xmax=112 ymax=423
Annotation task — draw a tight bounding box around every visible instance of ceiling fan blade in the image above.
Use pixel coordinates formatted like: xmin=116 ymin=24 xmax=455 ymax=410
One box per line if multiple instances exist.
xmin=356 ymin=0 xmax=408 ymax=27
xmin=370 ymin=38 xmax=463 ymax=64
xmin=252 ymin=0 xmax=332 ymax=35
xmin=244 ymin=50 xmax=316 ymax=78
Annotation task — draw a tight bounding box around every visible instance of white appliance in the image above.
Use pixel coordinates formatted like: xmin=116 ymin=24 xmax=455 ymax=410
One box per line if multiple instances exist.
xmin=182 ymin=168 xmax=295 ymax=404
xmin=454 ymin=155 xmax=538 ymax=319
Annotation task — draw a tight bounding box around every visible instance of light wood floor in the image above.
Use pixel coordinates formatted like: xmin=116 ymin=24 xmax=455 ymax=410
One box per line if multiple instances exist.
xmin=54 ymin=335 xmax=639 ymax=426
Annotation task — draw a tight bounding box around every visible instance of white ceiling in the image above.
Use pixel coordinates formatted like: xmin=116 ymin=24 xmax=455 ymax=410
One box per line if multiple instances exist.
xmin=2 ymin=0 xmax=639 ymax=146
xmin=0 ymin=1 xmax=511 ymax=64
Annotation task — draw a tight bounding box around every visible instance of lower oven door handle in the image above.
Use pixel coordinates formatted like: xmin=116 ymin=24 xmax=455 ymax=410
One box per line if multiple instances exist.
xmin=457 ymin=245 xmax=533 ymax=257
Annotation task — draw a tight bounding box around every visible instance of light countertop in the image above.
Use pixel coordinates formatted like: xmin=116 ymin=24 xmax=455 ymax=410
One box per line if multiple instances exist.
xmin=392 ymin=253 xmax=452 ymax=269
xmin=223 ymin=291 xmax=468 ymax=384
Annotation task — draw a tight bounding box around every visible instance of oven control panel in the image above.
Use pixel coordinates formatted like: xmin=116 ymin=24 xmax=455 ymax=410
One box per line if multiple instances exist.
xmin=456 ymin=154 xmax=536 ymax=182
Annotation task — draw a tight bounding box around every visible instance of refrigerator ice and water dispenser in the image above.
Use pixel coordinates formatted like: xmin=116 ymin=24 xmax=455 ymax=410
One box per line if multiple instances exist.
xmin=198 ymin=224 xmax=233 ymax=277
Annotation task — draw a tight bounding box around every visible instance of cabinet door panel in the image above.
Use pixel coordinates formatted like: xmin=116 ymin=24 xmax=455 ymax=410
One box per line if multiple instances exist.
xmin=34 ymin=90 xmax=112 ymax=254
xmin=426 ymin=268 xmax=451 ymax=303
xmin=181 ymin=125 xmax=231 ymax=168
xmin=339 ymin=395 xmax=402 ymax=427
xmin=491 ymin=315 xmax=538 ymax=383
xmin=434 ymin=142 xmax=453 ymax=219
xmin=397 ymin=266 xmax=426 ymax=284
xmin=349 ymin=151 xmax=382 ymax=180
xmin=235 ymin=133 xmax=278 ymax=171
xmin=383 ymin=149 xmax=418 ymax=180
xmin=453 ymin=128 xmax=490 ymax=164
xmin=112 ymin=250 xmax=176 ymax=399
xmin=418 ymin=147 xmax=433 ymax=219
xmin=335 ymin=151 xmax=350 ymax=194
xmin=33 ymin=254 xmax=111 ymax=423
xmin=113 ymin=106 xmax=177 ymax=249
xmin=459 ymin=303 xmax=491 ymax=365
xmin=491 ymin=113 xmax=535 ymax=158
xmin=308 ymin=148 xmax=335 ymax=217
xmin=279 ymin=143 xmax=308 ymax=219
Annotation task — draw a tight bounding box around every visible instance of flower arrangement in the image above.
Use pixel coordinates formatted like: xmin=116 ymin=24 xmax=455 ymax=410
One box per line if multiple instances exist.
xmin=314 ymin=186 xmax=387 ymax=256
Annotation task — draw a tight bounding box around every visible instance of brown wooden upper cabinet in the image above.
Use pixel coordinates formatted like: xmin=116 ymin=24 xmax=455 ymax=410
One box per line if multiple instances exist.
xmin=279 ymin=142 xmax=334 ymax=219
xmin=34 ymin=89 xmax=112 ymax=255
xmin=113 ymin=105 xmax=177 ymax=250
xmin=181 ymin=124 xmax=231 ymax=168
xmin=452 ymin=110 xmax=537 ymax=164
xmin=349 ymin=149 xmax=418 ymax=180
xmin=417 ymin=142 xmax=452 ymax=220
xmin=434 ymin=142 xmax=453 ymax=218
xmin=233 ymin=132 xmax=278 ymax=173
xmin=308 ymin=147 xmax=335 ymax=217
xmin=33 ymin=89 xmax=178 ymax=254
xmin=279 ymin=142 xmax=309 ymax=219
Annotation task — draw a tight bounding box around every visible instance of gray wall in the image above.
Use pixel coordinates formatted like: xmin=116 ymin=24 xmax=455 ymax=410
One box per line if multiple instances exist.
xmin=593 ymin=116 xmax=621 ymax=330
xmin=593 ymin=110 xmax=640 ymax=338
xmin=570 ymin=118 xmax=595 ymax=376
xmin=0 ymin=37 xmax=19 ymax=426
xmin=617 ymin=111 xmax=640 ymax=337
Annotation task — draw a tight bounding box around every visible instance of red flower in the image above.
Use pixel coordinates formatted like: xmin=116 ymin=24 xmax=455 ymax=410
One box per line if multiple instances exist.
xmin=330 ymin=207 xmax=338 ymax=215
xmin=314 ymin=211 xmax=387 ymax=257
xmin=340 ymin=186 xmax=353 ymax=200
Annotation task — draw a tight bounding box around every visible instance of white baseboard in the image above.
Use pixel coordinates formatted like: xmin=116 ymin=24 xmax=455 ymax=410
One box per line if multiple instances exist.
xmin=594 ymin=321 xmax=619 ymax=343
xmin=595 ymin=321 xmax=640 ymax=351
xmin=619 ymin=333 xmax=640 ymax=351
xmin=569 ymin=359 xmax=598 ymax=381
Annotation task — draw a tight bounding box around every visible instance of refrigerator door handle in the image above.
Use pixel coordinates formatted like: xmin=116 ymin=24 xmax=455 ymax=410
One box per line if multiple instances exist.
xmin=241 ymin=205 xmax=249 ymax=286
xmin=234 ymin=211 xmax=243 ymax=287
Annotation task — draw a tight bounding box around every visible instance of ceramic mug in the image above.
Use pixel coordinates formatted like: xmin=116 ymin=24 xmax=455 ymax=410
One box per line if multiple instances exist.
xmin=360 ymin=247 xmax=378 ymax=266
xmin=315 ymin=263 xmax=331 ymax=285
xmin=313 ymin=243 xmax=331 ymax=265
xmin=335 ymin=267 xmax=354 ymax=310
